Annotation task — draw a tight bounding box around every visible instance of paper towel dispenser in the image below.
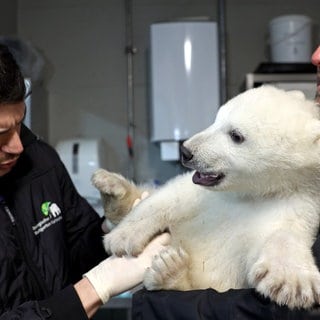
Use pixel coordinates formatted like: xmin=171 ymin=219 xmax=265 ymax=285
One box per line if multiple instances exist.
xmin=56 ymin=138 xmax=107 ymax=216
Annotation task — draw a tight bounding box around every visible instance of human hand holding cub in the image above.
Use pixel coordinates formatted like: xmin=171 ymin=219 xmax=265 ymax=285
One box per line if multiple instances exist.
xmin=84 ymin=232 xmax=170 ymax=304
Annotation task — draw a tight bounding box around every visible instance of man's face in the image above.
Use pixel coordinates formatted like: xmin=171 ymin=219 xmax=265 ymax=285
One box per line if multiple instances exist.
xmin=0 ymin=102 xmax=25 ymax=177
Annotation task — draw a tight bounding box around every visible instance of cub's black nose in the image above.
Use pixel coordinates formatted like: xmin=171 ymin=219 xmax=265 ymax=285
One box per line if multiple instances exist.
xmin=180 ymin=145 xmax=193 ymax=163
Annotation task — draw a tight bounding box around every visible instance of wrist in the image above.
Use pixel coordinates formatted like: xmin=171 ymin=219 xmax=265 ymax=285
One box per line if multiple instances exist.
xmin=74 ymin=277 xmax=103 ymax=318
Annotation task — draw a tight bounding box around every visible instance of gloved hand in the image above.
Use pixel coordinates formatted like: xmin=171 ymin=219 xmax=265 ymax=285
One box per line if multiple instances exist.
xmin=84 ymin=232 xmax=170 ymax=304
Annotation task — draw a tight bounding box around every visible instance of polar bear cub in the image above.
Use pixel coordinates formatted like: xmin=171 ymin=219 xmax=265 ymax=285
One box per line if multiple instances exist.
xmin=92 ymin=86 xmax=320 ymax=309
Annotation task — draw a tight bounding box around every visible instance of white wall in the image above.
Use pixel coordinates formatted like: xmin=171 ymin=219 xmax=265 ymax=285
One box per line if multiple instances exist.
xmin=14 ymin=0 xmax=320 ymax=183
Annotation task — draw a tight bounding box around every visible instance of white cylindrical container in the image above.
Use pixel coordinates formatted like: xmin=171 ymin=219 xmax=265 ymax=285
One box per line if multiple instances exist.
xmin=150 ymin=21 xmax=220 ymax=160
xmin=269 ymin=15 xmax=312 ymax=63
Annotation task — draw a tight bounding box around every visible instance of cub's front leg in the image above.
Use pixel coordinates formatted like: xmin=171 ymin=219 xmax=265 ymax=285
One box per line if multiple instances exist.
xmin=248 ymin=230 xmax=320 ymax=309
xmin=91 ymin=168 xmax=146 ymax=226
xmin=103 ymin=172 xmax=198 ymax=257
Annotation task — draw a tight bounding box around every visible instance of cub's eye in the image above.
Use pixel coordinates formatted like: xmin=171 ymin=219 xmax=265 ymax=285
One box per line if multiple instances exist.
xmin=229 ymin=129 xmax=245 ymax=144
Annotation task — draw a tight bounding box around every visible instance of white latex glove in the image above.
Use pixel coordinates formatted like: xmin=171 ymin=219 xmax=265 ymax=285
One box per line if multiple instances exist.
xmin=84 ymin=232 xmax=170 ymax=304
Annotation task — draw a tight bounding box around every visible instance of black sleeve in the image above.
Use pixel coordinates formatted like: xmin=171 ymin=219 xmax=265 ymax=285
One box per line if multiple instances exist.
xmin=133 ymin=288 xmax=320 ymax=320
xmin=132 ymin=235 xmax=320 ymax=320
xmin=0 ymin=286 xmax=88 ymax=320
xmin=56 ymin=157 xmax=108 ymax=280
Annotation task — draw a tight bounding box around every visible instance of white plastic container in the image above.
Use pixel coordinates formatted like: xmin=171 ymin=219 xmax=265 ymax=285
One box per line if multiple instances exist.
xmin=269 ymin=15 xmax=312 ymax=63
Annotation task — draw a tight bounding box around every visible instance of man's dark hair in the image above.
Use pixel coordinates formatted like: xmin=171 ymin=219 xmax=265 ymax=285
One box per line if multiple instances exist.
xmin=0 ymin=44 xmax=26 ymax=104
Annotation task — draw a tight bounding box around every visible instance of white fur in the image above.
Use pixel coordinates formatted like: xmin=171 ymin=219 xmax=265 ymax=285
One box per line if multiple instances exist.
xmin=103 ymin=86 xmax=320 ymax=309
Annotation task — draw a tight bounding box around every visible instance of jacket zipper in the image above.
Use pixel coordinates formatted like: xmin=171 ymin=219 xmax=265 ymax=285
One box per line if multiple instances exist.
xmin=2 ymin=201 xmax=50 ymax=298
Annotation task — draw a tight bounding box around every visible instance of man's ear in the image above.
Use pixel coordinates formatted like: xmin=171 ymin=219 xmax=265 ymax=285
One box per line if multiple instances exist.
xmin=286 ymin=90 xmax=306 ymax=100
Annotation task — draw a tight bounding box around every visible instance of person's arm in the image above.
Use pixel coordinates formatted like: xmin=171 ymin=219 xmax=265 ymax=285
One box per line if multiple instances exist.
xmin=131 ymin=234 xmax=320 ymax=320
xmin=74 ymin=278 xmax=101 ymax=319
xmin=132 ymin=287 xmax=320 ymax=320
xmin=0 ymin=285 xmax=89 ymax=320
xmin=82 ymin=232 xmax=170 ymax=310
xmin=0 ymin=233 xmax=170 ymax=320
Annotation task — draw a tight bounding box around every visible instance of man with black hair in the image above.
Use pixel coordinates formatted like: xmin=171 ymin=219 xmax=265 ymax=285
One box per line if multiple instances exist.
xmin=0 ymin=44 xmax=169 ymax=319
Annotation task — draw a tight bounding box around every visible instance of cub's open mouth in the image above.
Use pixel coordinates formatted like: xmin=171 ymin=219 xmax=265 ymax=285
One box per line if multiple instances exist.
xmin=192 ymin=171 xmax=225 ymax=186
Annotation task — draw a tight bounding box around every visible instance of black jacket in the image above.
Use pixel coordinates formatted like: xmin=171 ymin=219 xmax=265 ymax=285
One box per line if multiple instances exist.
xmin=132 ymin=224 xmax=320 ymax=319
xmin=0 ymin=125 xmax=107 ymax=319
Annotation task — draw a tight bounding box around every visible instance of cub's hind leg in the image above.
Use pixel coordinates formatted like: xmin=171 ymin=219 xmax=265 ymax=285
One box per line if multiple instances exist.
xmin=144 ymin=246 xmax=191 ymax=291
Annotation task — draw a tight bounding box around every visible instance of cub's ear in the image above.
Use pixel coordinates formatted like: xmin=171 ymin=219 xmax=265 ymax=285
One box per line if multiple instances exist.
xmin=287 ymin=90 xmax=306 ymax=100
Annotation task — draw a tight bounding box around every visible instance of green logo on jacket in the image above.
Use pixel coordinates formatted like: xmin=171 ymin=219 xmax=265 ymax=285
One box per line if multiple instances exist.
xmin=33 ymin=201 xmax=62 ymax=236
xmin=41 ymin=201 xmax=51 ymax=216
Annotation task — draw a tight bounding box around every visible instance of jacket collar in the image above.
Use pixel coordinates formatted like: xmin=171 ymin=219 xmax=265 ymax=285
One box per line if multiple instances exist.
xmin=20 ymin=124 xmax=38 ymax=148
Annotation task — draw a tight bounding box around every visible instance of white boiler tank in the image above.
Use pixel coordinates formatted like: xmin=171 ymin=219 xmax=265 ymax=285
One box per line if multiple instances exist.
xmin=150 ymin=21 xmax=220 ymax=161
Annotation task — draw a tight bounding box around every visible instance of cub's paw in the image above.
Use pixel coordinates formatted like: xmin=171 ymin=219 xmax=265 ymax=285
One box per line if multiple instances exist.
xmin=103 ymin=225 xmax=152 ymax=256
xmin=144 ymin=246 xmax=190 ymax=290
xmin=92 ymin=169 xmax=143 ymax=225
xmin=91 ymin=169 xmax=129 ymax=199
xmin=249 ymin=258 xmax=320 ymax=309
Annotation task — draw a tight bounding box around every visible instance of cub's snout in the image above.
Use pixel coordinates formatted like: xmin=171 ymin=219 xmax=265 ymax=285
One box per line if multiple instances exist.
xmin=180 ymin=145 xmax=193 ymax=168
